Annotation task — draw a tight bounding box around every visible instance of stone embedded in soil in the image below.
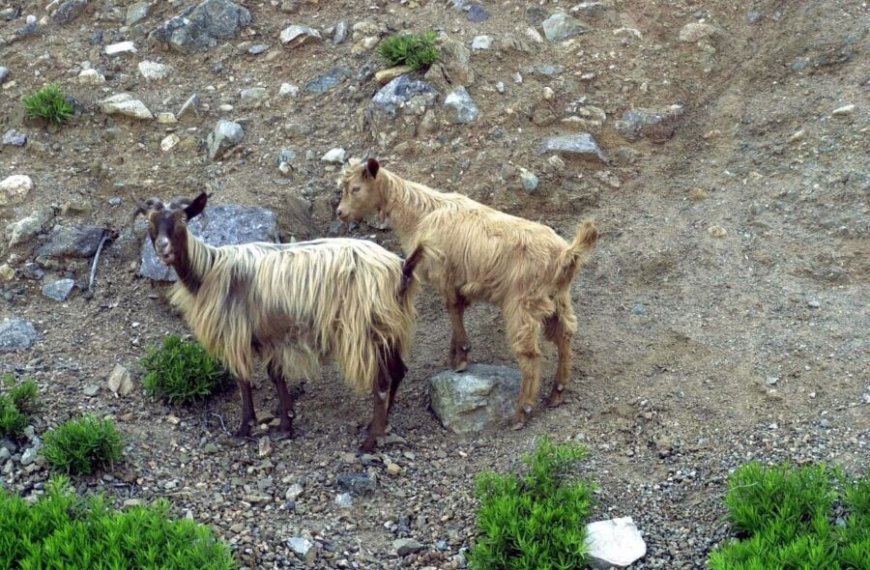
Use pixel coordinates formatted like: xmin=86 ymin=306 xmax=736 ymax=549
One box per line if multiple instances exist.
xmin=444 ymin=87 xmax=480 ymax=123
xmin=98 ymin=93 xmax=154 ymax=120
xmin=78 ymin=68 xmax=105 ymax=84
xmin=320 ymin=148 xmax=346 ymax=164
xmin=371 ymin=75 xmax=438 ymax=116
xmin=285 ymin=483 xmax=304 ymax=500
xmin=41 ymin=278 xmax=76 ymax=301
xmin=542 ymin=11 xmax=588 ymax=42
xmin=337 ymin=472 xmax=377 ymax=495
xmin=471 ymin=35 xmax=493 ymax=50
xmin=126 ymin=1 xmax=150 ymax=26
xmin=614 ymin=104 xmax=685 ymax=142
xmin=679 ymin=22 xmax=721 ymax=43
xmin=304 ymin=66 xmax=350 ymax=94
xmin=52 ymin=0 xmax=88 ymax=25
xmin=177 ymin=93 xmax=201 ymax=120
xmin=148 ymin=0 xmax=252 ymax=53
xmin=0 ymin=318 xmax=39 ymax=352
xmin=288 ymin=537 xmax=315 ymax=562
xmin=539 ymin=133 xmax=609 ymax=163
xmin=239 ymin=87 xmax=267 ymax=109
xmin=139 ymin=204 xmax=278 ymax=281
xmin=334 ymin=492 xmax=352 ymax=508
xmin=138 ymin=61 xmax=168 ymax=80
xmin=394 ymin=538 xmax=426 ymax=556
xmin=585 ymin=517 xmax=647 ymax=569
xmin=3 ymin=129 xmax=27 ymax=147
xmin=429 ymin=364 xmax=522 ymax=434
xmin=280 ymin=25 xmax=321 ymax=48
xmin=108 ymin=364 xmax=134 ymax=396
xmin=375 ymin=65 xmax=413 ymax=85
xmin=519 ymin=168 xmax=540 ymax=192
xmin=35 ymin=225 xmax=105 ymax=258
xmin=424 ymin=37 xmax=475 ymax=89
xmin=207 ymin=119 xmax=244 ymax=160
xmin=333 ymin=20 xmax=349 ymax=44
xmin=0 ymin=175 xmax=33 ymax=207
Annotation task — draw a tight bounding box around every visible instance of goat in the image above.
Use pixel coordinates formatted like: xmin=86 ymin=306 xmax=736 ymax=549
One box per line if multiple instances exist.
xmin=136 ymin=192 xmax=420 ymax=451
xmin=336 ymin=158 xmax=598 ymax=429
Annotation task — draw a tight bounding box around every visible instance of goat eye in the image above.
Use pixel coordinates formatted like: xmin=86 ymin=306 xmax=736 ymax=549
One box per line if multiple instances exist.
xmin=351 ymin=186 xmax=360 ymax=194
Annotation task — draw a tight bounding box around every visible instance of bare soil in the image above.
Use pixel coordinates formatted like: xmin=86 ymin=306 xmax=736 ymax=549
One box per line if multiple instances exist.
xmin=1 ymin=0 xmax=867 ymax=568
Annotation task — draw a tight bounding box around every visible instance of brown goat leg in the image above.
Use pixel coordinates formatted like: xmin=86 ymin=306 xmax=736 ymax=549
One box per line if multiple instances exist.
xmin=446 ymin=292 xmax=470 ymax=371
xmin=233 ymin=379 xmax=256 ymax=439
xmin=267 ymin=363 xmax=294 ymax=440
xmin=360 ymin=366 xmax=391 ymax=453
xmin=543 ymin=313 xmax=574 ymax=408
xmin=386 ymin=346 xmax=408 ymax=412
xmin=509 ymin=313 xmax=544 ymax=430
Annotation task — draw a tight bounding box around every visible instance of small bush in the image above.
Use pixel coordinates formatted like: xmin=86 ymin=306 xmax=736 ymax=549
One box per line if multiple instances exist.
xmin=378 ymin=31 xmax=440 ymax=71
xmin=0 ymin=476 xmax=238 ymax=569
xmin=0 ymin=375 xmax=39 ymax=439
xmin=141 ymin=335 xmax=231 ymax=405
xmin=708 ymin=461 xmax=870 ymax=569
xmin=42 ymin=415 xmax=123 ymax=475
xmin=23 ymin=83 xmax=74 ymax=125
xmin=468 ymin=437 xmax=596 ymax=570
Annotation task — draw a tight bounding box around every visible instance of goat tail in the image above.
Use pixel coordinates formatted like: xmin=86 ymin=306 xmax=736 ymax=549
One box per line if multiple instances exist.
xmin=555 ymin=219 xmax=599 ymax=288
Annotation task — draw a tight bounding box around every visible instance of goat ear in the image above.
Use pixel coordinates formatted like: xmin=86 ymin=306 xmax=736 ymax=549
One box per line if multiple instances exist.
xmin=185 ymin=192 xmax=208 ymax=220
xmin=365 ymin=158 xmax=380 ymax=179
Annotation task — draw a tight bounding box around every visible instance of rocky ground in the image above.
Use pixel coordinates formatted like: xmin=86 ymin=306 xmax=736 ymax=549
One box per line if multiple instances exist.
xmin=1 ymin=0 xmax=868 ymax=568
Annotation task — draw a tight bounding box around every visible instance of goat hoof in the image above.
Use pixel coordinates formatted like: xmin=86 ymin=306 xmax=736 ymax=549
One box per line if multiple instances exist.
xmin=547 ymin=391 xmax=565 ymax=408
xmin=359 ymin=439 xmax=377 ymax=453
xmin=454 ymin=360 xmax=468 ymax=372
xmin=270 ymin=427 xmax=293 ymax=441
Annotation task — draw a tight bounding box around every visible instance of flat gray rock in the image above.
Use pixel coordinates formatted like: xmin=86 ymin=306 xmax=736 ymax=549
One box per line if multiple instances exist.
xmin=371 ymin=75 xmax=438 ymax=116
xmin=148 ymin=0 xmax=251 ymax=53
xmin=139 ymin=204 xmax=279 ymax=282
xmin=613 ymin=104 xmax=685 ymax=142
xmin=42 ymin=278 xmax=76 ymax=301
xmin=0 ymin=318 xmax=39 ymax=352
xmin=539 ymin=133 xmax=609 ymax=163
xmin=429 ymin=364 xmax=521 ymax=433
xmin=35 ymin=225 xmax=105 ymax=258
xmin=542 ymin=11 xmax=588 ymax=42
xmin=52 ymin=0 xmax=88 ymax=25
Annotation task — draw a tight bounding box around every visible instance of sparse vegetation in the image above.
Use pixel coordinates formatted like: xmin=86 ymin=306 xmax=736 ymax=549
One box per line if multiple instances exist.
xmin=141 ymin=335 xmax=231 ymax=406
xmin=23 ymin=83 xmax=74 ymax=125
xmin=378 ymin=31 xmax=440 ymax=71
xmin=468 ymin=437 xmax=596 ymax=570
xmin=0 ymin=374 xmax=39 ymax=439
xmin=42 ymin=415 xmax=123 ymax=475
xmin=0 ymin=476 xmax=238 ymax=569
xmin=708 ymin=462 xmax=870 ymax=569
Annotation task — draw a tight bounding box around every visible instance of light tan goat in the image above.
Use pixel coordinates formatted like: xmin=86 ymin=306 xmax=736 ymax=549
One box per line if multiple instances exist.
xmin=336 ymin=158 xmax=598 ymax=428
xmin=137 ymin=192 xmax=421 ymax=451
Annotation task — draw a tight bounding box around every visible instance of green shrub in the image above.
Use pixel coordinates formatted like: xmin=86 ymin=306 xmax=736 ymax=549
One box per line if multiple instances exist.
xmin=141 ymin=335 xmax=231 ymax=406
xmin=708 ymin=461 xmax=870 ymax=569
xmin=378 ymin=31 xmax=440 ymax=71
xmin=42 ymin=415 xmax=123 ymax=475
xmin=468 ymin=437 xmax=596 ymax=570
xmin=0 ymin=375 xmax=39 ymax=438
xmin=23 ymin=84 xmax=74 ymax=125
xmin=0 ymin=476 xmax=238 ymax=569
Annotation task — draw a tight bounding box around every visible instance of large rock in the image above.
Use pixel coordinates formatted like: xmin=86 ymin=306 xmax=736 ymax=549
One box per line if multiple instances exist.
xmin=539 ymin=133 xmax=609 ymax=163
xmin=542 ymin=11 xmax=588 ymax=42
xmin=424 ymin=37 xmax=474 ymax=90
xmin=0 ymin=175 xmax=33 ymax=206
xmin=0 ymin=318 xmax=39 ymax=352
xmin=371 ymin=75 xmax=438 ymax=116
xmin=429 ymin=364 xmax=521 ymax=433
xmin=139 ymin=204 xmax=279 ymax=281
xmin=207 ymin=119 xmax=244 ymax=160
xmin=148 ymin=0 xmax=252 ymax=53
xmin=585 ymin=517 xmax=647 ymax=569
xmin=613 ymin=105 xmax=685 ymax=143
xmin=98 ymin=93 xmax=154 ymax=120
xmin=35 ymin=225 xmax=106 ymax=258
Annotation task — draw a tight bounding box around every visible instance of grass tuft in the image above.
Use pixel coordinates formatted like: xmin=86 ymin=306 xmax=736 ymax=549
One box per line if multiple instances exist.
xmin=709 ymin=461 xmax=870 ymax=569
xmin=378 ymin=31 xmax=440 ymax=71
xmin=23 ymin=84 xmax=74 ymax=125
xmin=141 ymin=335 xmax=231 ymax=406
xmin=0 ymin=374 xmax=39 ymax=439
xmin=468 ymin=437 xmax=596 ymax=570
xmin=42 ymin=415 xmax=123 ymax=475
xmin=0 ymin=476 xmax=237 ymax=569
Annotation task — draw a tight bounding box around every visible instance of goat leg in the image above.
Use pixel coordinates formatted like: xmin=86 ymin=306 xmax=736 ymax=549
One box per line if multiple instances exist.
xmin=360 ymin=365 xmax=392 ymax=452
xmin=267 ymin=363 xmax=294 ymax=441
xmin=446 ymin=292 xmax=470 ymax=371
xmin=233 ymin=378 xmax=256 ymax=439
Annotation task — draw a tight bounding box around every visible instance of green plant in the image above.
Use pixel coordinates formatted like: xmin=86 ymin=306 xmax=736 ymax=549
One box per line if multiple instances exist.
xmin=468 ymin=437 xmax=596 ymax=570
xmin=23 ymin=83 xmax=74 ymax=125
xmin=0 ymin=375 xmax=39 ymax=438
xmin=0 ymin=476 xmax=238 ymax=569
xmin=141 ymin=335 xmax=230 ymax=406
xmin=378 ymin=31 xmax=440 ymax=71
xmin=708 ymin=461 xmax=870 ymax=569
xmin=42 ymin=415 xmax=123 ymax=475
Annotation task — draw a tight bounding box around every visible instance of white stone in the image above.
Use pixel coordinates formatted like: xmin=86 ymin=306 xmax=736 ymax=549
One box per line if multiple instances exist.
xmin=107 ymin=364 xmax=134 ymax=396
xmin=585 ymin=517 xmax=647 ymax=569
xmin=832 ymin=104 xmax=855 ymax=116
xmin=279 ymin=83 xmax=299 ymax=97
xmin=138 ymin=60 xmax=169 ymax=80
xmin=156 ymin=112 xmax=177 ymax=124
xmin=78 ymin=68 xmax=105 ymax=85
xmin=471 ymin=35 xmax=493 ymax=50
xmin=105 ymin=41 xmax=137 ymax=55
xmin=160 ymin=134 xmax=180 ymax=152
xmin=0 ymin=175 xmax=33 ymax=206
xmin=98 ymin=93 xmax=154 ymax=120
xmin=280 ymin=25 xmax=321 ymax=47
xmin=320 ymin=148 xmax=346 ymax=164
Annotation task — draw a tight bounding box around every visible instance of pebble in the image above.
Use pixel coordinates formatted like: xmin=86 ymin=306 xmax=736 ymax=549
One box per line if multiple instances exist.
xmin=207 ymin=119 xmax=244 ymax=161
xmin=239 ymin=87 xmax=267 ymax=109
xmin=78 ymin=68 xmax=105 ymax=84
xmin=542 ymin=11 xmax=587 ymax=42
xmin=443 ymin=87 xmax=479 ymax=123
xmin=334 ymin=493 xmax=353 ymax=508
xmin=108 ymin=364 xmax=134 ymax=396
xmin=3 ymin=129 xmax=27 ymax=146
xmin=394 ymin=538 xmax=425 ymax=556
xmin=831 ymin=104 xmax=855 ymax=116
xmin=83 ymin=384 xmax=100 ymax=397
xmin=41 ymin=278 xmax=76 ymax=301
xmin=518 ymin=168 xmax=539 ymax=192
xmin=288 ymin=537 xmax=315 ymax=562
xmin=0 ymin=67 xmax=9 ymax=84
xmin=279 ymin=83 xmax=299 ymax=97
xmin=105 ymin=41 xmax=137 ymax=56
xmin=321 ymin=148 xmax=346 ymax=164
xmin=280 ymin=25 xmax=321 ymax=48
xmin=138 ymin=61 xmax=168 ymax=80
xmin=0 ymin=174 xmax=33 ymax=206
xmin=471 ymin=35 xmax=493 ymax=50
xmin=160 ymin=134 xmax=180 ymax=152
xmin=285 ymin=483 xmax=304 ymax=500
xmin=98 ymin=93 xmax=154 ymax=120
xmin=679 ymin=22 xmax=721 ymax=43
xmin=539 ymin=133 xmax=608 ymax=163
